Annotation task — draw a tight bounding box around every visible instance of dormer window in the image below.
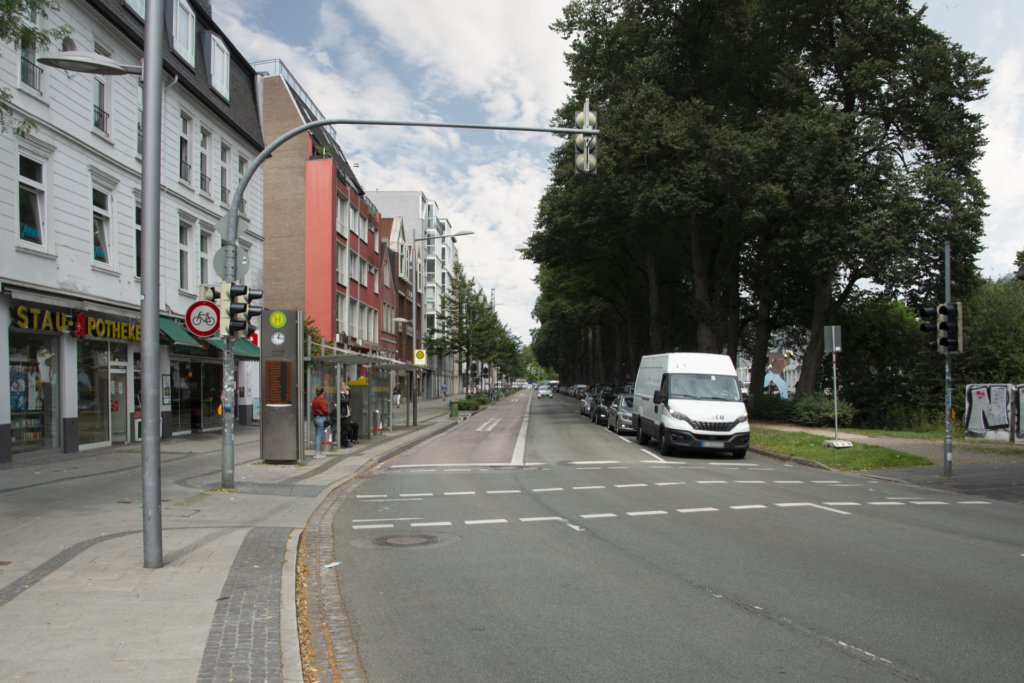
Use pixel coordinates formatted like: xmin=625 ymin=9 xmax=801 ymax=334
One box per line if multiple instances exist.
xmin=124 ymin=0 xmax=145 ymax=19
xmin=172 ymin=0 xmax=196 ymax=66
xmin=209 ymin=34 xmax=230 ymax=100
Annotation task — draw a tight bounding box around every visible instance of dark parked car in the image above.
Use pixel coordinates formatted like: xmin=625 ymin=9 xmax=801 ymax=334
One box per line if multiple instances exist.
xmin=592 ymin=391 xmax=618 ymax=425
xmin=581 ymin=393 xmax=596 ymax=417
xmin=606 ymin=394 xmax=636 ymax=434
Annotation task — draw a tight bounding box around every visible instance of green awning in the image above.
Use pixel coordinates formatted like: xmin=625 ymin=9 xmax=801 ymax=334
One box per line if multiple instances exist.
xmin=159 ymin=317 xmax=202 ymax=348
xmin=206 ymin=337 xmax=261 ymax=359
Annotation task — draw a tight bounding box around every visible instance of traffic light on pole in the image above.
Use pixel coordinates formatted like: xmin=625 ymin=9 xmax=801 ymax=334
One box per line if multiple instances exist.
xmin=918 ymin=306 xmax=943 ymax=352
xmin=938 ymin=302 xmax=962 ymax=353
xmin=574 ymin=99 xmax=597 ymax=175
xmin=199 ymin=284 xmax=218 ymax=303
xmin=219 ymin=282 xmax=232 ymax=337
xmin=228 ymin=286 xmax=263 ymax=339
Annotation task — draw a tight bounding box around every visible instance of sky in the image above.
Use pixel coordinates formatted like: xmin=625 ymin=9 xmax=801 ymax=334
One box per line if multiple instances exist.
xmin=215 ymin=0 xmax=1024 ymax=343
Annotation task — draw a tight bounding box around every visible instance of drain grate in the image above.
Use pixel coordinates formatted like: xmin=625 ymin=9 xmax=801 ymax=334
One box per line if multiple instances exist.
xmin=372 ymin=534 xmax=441 ymax=548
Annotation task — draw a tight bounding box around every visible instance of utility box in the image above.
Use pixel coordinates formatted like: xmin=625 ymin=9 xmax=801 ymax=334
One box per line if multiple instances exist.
xmin=965 ymin=384 xmax=1014 ymax=442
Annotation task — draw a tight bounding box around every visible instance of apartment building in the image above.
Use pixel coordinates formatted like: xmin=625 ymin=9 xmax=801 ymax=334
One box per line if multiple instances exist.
xmin=1 ymin=0 xmax=265 ymax=462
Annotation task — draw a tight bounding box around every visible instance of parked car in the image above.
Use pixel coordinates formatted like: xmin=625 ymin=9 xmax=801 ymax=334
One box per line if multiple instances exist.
xmin=581 ymin=393 xmax=596 ymax=417
xmin=606 ymin=394 xmax=636 ymax=434
xmin=537 ymin=385 xmax=553 ymax=398
xmin=592 ymin=391 xmax=618 ymax=425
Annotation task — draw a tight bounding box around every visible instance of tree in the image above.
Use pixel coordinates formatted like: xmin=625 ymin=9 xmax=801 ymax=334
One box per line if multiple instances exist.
xmin=1 ymin=1 xmax=72 ymax=135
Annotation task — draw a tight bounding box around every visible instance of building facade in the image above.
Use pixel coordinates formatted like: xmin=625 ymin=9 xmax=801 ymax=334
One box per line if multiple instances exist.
xmin=1 ymin=0 xmax=265 ymax=463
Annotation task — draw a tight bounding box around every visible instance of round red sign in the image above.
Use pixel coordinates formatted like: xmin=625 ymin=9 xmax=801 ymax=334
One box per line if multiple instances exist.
xmin=186 ymin=300 xmax=220 ymax=337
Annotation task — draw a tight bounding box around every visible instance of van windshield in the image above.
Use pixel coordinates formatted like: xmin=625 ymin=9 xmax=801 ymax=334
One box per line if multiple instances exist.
xmin=668 ymin=374 xmax=741 ymax=402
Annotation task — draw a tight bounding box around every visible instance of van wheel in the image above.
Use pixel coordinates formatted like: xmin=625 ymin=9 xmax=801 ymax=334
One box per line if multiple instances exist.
xmin=659 ymin=430 xmax=673 ymax=456
xmin=637 ymin=423 xmax=650 ymax=445
xmin=733 ymin=449 xmax=747 ymax=460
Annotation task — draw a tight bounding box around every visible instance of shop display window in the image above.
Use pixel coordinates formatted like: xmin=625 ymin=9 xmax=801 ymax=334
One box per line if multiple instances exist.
xmin=77 ymin=339 xmax=110 ymax=445
xmin=9 ymin=331 xmax=61 ymax=454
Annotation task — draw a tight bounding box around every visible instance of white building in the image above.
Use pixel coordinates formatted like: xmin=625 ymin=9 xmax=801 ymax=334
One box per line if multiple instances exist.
xmin=1 ymin=0 xmax=264 ymax=463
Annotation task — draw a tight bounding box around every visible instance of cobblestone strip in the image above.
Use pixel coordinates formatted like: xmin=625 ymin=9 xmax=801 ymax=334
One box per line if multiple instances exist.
xmin=197 ymin=526 xmax=292 ymax=683
xmin=298 ymin=477 xmax=366 ymax=682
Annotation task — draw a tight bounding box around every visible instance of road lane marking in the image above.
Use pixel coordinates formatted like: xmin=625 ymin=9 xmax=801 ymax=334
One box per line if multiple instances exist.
xmin=465 ymin=519 xmax=508 ymax=525
xmin=775 ymin=503 xmax=851 ymax=515
xmin=532 ymin=488 xmax=563 ymax=492
xmin=353 ymin=524 xmax=393 ymax=529
xmin=735 ymin=480 xmax=765 ymax=484
xmin=520 ymin=517 xmax=565 ymax=522
xmin=444 ymin=491 xmax=475 ymax=496
xmin=576 ymin=467 xmax=601 ymax=470
xmin=615 ymin=484 xmax=648 ymax=488
xmin=485 ymin=419 xmax=502 ymax=432
xmin=824 ymin=502 xmax=861 ymax=506
xmin=580 ymin=513 xmax=617 ymax=519
xmin=353 ymin=518 xmax=421 ymax=522
xmin=487 ymin=490 xmax=520 ymax=494
xmin=571 ymin=460 xmax=619 ymax=464
xmin=959 ymin=501 xmax=992 ymax=504
xmin=400 ymin=493 xmax=432 ymax=497
xmin=910 ymin=501 xmax=948 ymax=505
xmin=774 ymin=481 xmax=805 ymax=484
xmin=655 ymin=482 xmax=684 ymax=486
xmin=731 ymin=505 xmax=766 ymax=510
xmin=813 ymin=481 xmax=841 ymax=484
xmin=711 ymin=462 xmax=758 ymax=466
xmin=697 ymin=480 xmax=727 ymax=484
xmin=627 ymin=510 xmax=668 ymax=516
xmin=887 ymin=497 xmax=921 ymax=500
xmin=445 ymin=468 xmax=472 ymax=472
xmin=411 ymin=522 xmax=451 ymax=527
xmin=618 ymin=436 xmax=632 ymax=443
xmin=644 ymin=450 xmax=668 ymax=463
xmin=357 ymin=494 xmax=387 ymax=498
xmin=827 ymin=484 xmax=861 ymax=487
xmin=677 ymin=507 xmax=718 ymax=513
xmin=609 ymin=466 xmax=627 ymax=469
xmin=391 ymin=463 xmax=520 ymax=468
xmin=869 ymin=502 xmax=905 ymax=505
xmin=649 ymin=465 xmax=671 ymax=468
xmin=573 ymin=486 xmax=605 ymax=490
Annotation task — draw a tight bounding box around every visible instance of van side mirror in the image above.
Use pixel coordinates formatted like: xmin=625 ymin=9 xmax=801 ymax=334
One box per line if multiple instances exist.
xmin=653 ymin=390 xmax=662 ymax=405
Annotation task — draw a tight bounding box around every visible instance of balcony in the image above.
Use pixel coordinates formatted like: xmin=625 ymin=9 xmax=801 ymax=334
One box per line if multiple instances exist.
xmin=220 ymin=185 xmax=230 ymax=203
xmin=93 ymin=105 xmax=109 ymax=133
xmin=179 ymin=159 xmax=191 ymax=183
xmin=238 ymin=197 xmax=247 ymax=216
xmin=200 ymin=174 xmax=210 ymax=193
xmin=21 ymin=57 xmax=42 ymax=91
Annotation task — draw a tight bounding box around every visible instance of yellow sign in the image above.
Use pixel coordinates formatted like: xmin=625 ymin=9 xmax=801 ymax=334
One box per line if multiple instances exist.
xmin=13 ymin=306 xmax=141 ymax=341
xmin=414 ymin=349 xmax=427 ymax=366
xmin=269 ymin=311 xmax=287 ymax=328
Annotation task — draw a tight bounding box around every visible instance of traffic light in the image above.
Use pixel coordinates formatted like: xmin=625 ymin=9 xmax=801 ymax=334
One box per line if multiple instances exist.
xmin=199 ymin=284 xmax=218 ymax=303
xmin=938 ymin=302 xmax=962 ymax=354
xmin=574 ymin=99 xmax=597 ymax=175
xmin=219 ymin=282 xmax=232 ymax=337
xmin=918 ymin=306 xmax=942 ymax=352
xmin=470 ymin=361 xmax=480 ymax=378
xmin=229 ymin=286 xmax=263 ymax=340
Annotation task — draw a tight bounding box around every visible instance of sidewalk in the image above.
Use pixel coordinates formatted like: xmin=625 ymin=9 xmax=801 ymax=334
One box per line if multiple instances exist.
xmin=0 ymin=408 xmax=460 ymax=682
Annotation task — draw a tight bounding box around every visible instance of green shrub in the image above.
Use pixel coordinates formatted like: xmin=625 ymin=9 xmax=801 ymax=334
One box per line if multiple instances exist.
xmin=790 ymin=393 xmax=856 ymax=428
xmin=456 ymin=396 xmax=488 ymax=411
xmin=748 ymin=395 xmax=795 ymax=422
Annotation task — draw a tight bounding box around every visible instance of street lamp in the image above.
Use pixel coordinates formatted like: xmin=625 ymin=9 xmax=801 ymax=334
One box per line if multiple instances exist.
xmin=409 ymin=230 xmax=473 ymax=425
xmin=39 ymin=2 xmax=166 ymax=569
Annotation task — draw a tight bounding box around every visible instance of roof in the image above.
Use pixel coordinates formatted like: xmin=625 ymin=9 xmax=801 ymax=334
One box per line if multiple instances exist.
xmin=87 ymin=0 xmax=264 ymax=152
xmin=379 ymin=218 xmax=394 ymax=240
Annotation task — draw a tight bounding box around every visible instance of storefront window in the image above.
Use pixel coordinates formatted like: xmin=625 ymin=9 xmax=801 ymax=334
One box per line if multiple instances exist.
xmin=77 ymin=339 xmax=109 ymax=445
xmin=201 ymin=362 xmax=223 ymax=430
xmin=10 ymin=331 xmax=61 ymax=454
xmin=111 ymin=341 xmax=127 ymax=363
xmin=171 ymin=361 xmax=192 ymax=434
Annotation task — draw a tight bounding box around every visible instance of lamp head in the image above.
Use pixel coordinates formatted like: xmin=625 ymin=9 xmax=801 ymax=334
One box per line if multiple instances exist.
xmin=38 ymin=51 xmax=141 ymax=76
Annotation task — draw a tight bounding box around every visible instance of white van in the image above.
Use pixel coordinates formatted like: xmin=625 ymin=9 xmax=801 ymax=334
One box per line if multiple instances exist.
xmin=633 ymin=353 xmax=749 ymax=458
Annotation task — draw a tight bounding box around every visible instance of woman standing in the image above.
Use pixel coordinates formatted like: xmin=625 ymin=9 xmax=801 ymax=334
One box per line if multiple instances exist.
xmin=311 ymin=387 xmax=329 ymax=459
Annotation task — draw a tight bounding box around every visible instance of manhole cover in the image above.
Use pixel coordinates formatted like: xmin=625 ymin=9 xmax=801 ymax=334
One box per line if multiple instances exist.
xmin=372 ymin=534 xmax=440 ymax=547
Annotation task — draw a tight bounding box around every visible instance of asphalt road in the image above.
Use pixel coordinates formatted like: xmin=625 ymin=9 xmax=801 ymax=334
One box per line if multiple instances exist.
xmin=332 ymin=390 xmax=1024 ymax=682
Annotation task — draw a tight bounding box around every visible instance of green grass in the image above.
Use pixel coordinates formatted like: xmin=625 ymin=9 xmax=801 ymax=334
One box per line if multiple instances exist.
xmin=844 ymin=426 xmax=967 ymax=441
xmin=750 ymin=428 xmax=934 ymax=471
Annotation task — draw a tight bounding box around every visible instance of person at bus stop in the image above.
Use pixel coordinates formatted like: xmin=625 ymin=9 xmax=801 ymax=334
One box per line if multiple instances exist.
xmin=338 ymin=384 xmax=351 ymax=449
xmin=311 ymin=387 xmax=329 ymax=459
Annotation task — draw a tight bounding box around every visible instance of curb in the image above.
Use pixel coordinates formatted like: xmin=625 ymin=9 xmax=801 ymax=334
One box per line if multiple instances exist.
xmin=749 ymin=447 xmax=837 ymax=471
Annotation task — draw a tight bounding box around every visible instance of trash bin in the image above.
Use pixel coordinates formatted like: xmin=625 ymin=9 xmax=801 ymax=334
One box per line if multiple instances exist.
xmin=450 ymin=401 xmax=459 ymax=419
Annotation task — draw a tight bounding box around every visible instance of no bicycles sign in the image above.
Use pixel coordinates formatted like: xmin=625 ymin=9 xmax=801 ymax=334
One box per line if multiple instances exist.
xmin=186 ymin=300 xmax=220 ymax=337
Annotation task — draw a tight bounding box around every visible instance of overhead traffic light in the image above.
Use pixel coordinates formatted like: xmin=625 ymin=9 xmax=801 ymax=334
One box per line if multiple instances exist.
xmin=229 ymin=286 xmax=263 ymax=340
xmin=918 ymin=306 xmax=942 ymax=353
xmin=938 ymin=302 xmax=962 ymax=354
xmin=574 ymin=99 xmax=597 ymax=175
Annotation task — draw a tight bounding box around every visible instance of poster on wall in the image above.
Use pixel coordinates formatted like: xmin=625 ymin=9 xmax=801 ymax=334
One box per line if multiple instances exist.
xmin=162 ymin=374 xmax=171 ymax=405
xmin=965 ymin=384 xmax=1014 ymax=442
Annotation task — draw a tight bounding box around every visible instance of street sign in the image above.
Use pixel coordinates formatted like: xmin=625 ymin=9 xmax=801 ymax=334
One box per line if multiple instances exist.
xmin=414 ymin=349 xmax=427 ymax=366
xmin=214 ymin=213 xmax=250 ymax=242
xmin=185 ymin=300 xmax=220 ymax=337
xmin=213 ymin=245 xmax=249 ymax=281
xmin=824 ymin=325 xmax=842 ymax=353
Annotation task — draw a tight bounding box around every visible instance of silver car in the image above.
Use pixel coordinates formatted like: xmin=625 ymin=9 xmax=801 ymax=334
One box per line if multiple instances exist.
xmin=606 ymin=394 xmax=636 ymax=434
xmin=537 ymin=385 xmax=553 ymax=398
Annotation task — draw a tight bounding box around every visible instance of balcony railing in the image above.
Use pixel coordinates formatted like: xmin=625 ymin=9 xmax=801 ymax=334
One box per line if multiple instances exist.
xmin=200 ymin=174 xmax=210 ymax=193
xmin=238 ymin=197 xmax=247 ymax=215
xmin=93 ymin=106 xmax=109 ymax=133
xmin=220 ymin=185 xmax=230 ymax=203
xmin=179 ymin=159 xmax=191 ymax=182
xmin=21 ymin=57 xmax=42 ymax=91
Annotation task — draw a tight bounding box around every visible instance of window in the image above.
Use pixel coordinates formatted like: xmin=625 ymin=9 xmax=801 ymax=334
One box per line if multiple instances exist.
xmin=125 ymin=0 xmax=145 ymax=18
xmin=179 ymin=223 xmax=191 ymax=290
xmin=426 ymin=286 xmax=435 ymax=312
xmin=337 ymin=294 xmax=345 ymax=339
xmin=349 ymin=250 xmax=358 ymax=283
xmin=92 ymin=190 xmax=111 ymax=264
xmin=199 ymin=233 xmax=210 ymax=285
xmin=336 ymin=196 xmax=347 ymax=234
xmin=18 ymin=156 xmax=45 ymax=245
xmin=348 ymin=299 xmax=357 ymax=336
xmin=173 ymin=0 xmax=196 ymax=66
xmin=359 ymin=214 xmax=367 ymax=241
xmin=179 ymin=114 xmax=191 ymax=182
xmin=349 ymin=204 xmax=357 ymax=235
xmin=209 ymin=34 xmax=230 ymax=99
xmin=134 ymin=205 xmax=142 ymax=277
xmin=360 ymin=258 xmax=368 ymax=287
xmin=199 ymin=129 xmax=210 ymax=192
xmin=219 ymin=144 xmax=230 ymax=203
xmin=373 ymin=229 xmax=379 ymax=253
xmin=373 ymin=268 xmax=378 ymax=294
xmin=336 ymin=242 xmax=345 ymax=284
xmin=19 ymin=10 xmax=41 ymax=91
xmin=358 ymin=304 xmax=366 ymax=340
xmin=136 ymin=81 xmax=144 ymax=154
xmin=93 ymin=78 xmax=108 ymax=133
xmin=426 ymin=259 xmax=435 ymax=283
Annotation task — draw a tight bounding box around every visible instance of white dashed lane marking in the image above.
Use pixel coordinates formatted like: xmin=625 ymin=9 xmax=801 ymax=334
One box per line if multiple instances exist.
xmin=627 ymin=510 xmax=668 ymax=516
xmin=532 ymin=488 xmax=563 ymax=492
xmin=520 ymin=517 xmax=565 ymax=522
xmin=573 ymin=486 xmax=605 ymax=490
xmin=487 ymin=490 xmax=520 ymax=494
xmin=731 ymin=505 xmax=767 ymax=510
xmin=400 ymin=493 xmax=432 ymax=497
xmin=677 ymin=507 xmax=718 ymax=514
xmin=444 ymin=491 xmax=475 ymax=496
xmin=411 ymin=522 xmax=451 ymax=527
xmin=465 ymin=519 xmax=508 ymax=525
xmin=580 ymin=513 xmax=617 ymax=519
xmin=353 ymin=524 xmax=393 ymax=529
xmin=615 ymin=484 xmax=648 ymax=488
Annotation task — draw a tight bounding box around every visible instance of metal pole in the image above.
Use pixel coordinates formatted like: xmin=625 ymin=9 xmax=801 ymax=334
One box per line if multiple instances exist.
xmin=140 ymin=0 xmax=165 ymax=569
xmin=412 ymin=243 xmax=418 ymax=426
xmin=832 ymin=352 xmax=839 ymax=441
xmin=944 ymin=241 xmax=953 ymax=476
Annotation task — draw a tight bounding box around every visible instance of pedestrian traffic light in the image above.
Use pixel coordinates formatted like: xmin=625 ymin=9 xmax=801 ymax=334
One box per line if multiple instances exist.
xmin=938 ymin=302 xmax=962 ymax=354
xmin=229 ymin=286 xmax=263 ymax=340
xmin=574 ymin=99 xmax=597 ymax=175
xmin=918 ymin=306 xmax=942 ymax=352
xmin=219 ymin=282 xmax=232 ymax=337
